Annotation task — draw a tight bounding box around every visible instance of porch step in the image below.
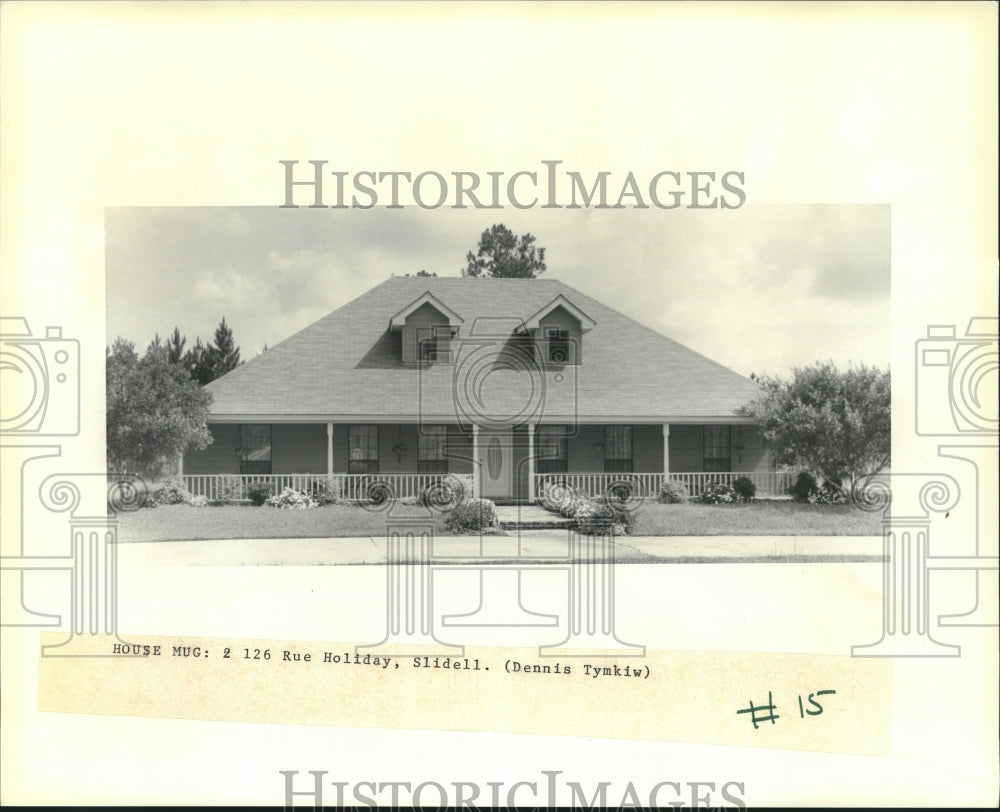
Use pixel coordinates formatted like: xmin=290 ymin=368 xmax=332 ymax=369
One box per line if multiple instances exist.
xmin=498 ymin=519 xmax=572 ymax=530
xmin=494 ymin=504 xmax=570 ymax=530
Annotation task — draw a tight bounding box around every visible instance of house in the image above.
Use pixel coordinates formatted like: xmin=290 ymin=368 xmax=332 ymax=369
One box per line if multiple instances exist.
xmin=180 ymin=277 xmax=786 ymax=502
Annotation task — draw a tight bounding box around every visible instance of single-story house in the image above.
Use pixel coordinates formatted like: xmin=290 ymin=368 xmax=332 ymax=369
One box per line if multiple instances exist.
xmin=180 ymin=277 xmax=787 ymax=502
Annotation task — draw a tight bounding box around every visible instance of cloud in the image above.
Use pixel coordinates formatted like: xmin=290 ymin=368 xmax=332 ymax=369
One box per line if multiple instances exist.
xmin=106 ymin=204 xmax=890 ymax=372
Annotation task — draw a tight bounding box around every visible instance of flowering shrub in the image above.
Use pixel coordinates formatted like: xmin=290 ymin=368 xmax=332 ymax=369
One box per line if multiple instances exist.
xmin=539 ymin=482 xmax=589 ymax=517
xmin=573 ymin=502 xmax=615 ymax=534
xmin=787 ymin=472 xmax=847 ymax=504
xmin=189 ymin=495 xmax=208 ymax=507
xmin=697 ymin=482 xmax=739 ymax=504
xmin=266 ymin=487 xmax=318 ymax=509
xmin=444 ymin=498 xmax=498 ymax=532
xmin=809 ymin=482 xmax=848 ymax=504
xmin=151 ymin=476 xmax=192 ymax=505
xmin=732 ymin=476 xmax=757 ymax=502
xmin=657 ymin=480 xmax=689 ymax=504
xmin=573 ymin=500 xmax=635 ymax=535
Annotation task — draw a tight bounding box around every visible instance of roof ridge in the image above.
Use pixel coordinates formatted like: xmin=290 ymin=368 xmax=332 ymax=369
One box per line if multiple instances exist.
xmin=545 ymin=279 xmax=754 ymax=383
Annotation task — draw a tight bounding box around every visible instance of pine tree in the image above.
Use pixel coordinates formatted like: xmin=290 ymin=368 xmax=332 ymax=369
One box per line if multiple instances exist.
xmin=166 ymin=327 xmax=187 ymax=365
xmin=209 ymin=317 xmax=241 ymax=378
xmin=462 ymin=224 xmax=547 ymax=278
xmin=183 ymin=338 xmax=212 ymax=385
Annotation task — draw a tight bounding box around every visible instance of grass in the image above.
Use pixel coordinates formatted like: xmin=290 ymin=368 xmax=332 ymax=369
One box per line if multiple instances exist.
xmin=118 ymin=498 xmax=881 ymax=542
xmin=630 ymin=500 xmax=881 ymax=536
xmin=118 ymin=503 xmax=453 ymax=543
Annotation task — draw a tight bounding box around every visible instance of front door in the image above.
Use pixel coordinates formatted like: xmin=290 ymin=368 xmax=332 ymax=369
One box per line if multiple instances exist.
xmin=478 ymin=429 xmax=513 ymax=498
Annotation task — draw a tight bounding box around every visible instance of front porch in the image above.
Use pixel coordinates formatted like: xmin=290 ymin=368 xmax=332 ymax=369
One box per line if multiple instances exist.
xmin=180 ymin=420 xmax=788 ymax=502
xmin=180 ymin=469 xmax=795 ymax=503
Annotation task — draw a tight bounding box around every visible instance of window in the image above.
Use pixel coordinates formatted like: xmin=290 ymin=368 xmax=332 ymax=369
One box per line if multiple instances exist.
xmin=349 ymin=424 xmax=379 ymax=473
xmin=536 ymin=425 xmax=568 ymax=474
xmin=703 ymin=426 xmax=731 ymax=472
xmin=546 ymin=327 xmax=570 ymax=364
xmin=239 ymin=425 xmax=271 ymax=475
xmin=603 ymin=425 xmax=632 ymax=473
xmin=418 ymin=425 xmax=449 ymax=473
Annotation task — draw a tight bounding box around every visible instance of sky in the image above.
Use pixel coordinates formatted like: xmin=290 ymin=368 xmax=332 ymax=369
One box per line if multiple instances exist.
xmin=105 ymin=203 xmax=890 ymax=378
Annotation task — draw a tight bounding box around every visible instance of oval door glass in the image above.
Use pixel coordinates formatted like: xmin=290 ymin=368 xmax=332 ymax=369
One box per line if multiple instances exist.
xmin=487 ymin=437 xmax=502 ymax=480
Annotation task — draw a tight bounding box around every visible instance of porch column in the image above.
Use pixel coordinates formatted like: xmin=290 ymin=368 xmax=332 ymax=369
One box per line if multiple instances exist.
xmin=176 ymin=452 xmax=184 ymax=477
xmin=471 ymin=424 xmax=480 ymax=499
xmin=662 ymin=423 xmax=670 ymax=476
xmin=326 ymin=422 xmax=334 ymax=476
xmin=527 ymin=422 xmax=536 ymax=503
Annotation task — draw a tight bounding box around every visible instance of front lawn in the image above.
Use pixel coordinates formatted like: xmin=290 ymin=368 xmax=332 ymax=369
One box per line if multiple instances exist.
xmin=630 ymin=500 xmax=881 ymax=536
xmin=118 ymin=499 xmax=881 ymax=542
xmin=118 ymin=503 xmax=453 ymax=543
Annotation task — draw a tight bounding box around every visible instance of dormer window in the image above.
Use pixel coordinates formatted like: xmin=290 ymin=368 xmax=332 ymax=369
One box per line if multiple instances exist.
xmin=546 ymin=328 xmax=570 ymax=364
xmin=518 ymin=295 xmax=595 ymax=367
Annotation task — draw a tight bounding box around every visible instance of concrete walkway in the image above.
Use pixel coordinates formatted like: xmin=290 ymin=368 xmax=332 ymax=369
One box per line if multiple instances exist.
xmin=117 ymin=531 xmax=883 ymax=568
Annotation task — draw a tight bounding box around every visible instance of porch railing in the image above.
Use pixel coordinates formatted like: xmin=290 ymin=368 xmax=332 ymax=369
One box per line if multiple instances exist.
xmin=534 ymin=471 xmax=795 ymax=500
xmin=182 ymin=473 xmax=473 ymax=502
xmin=181 ymin=471 xmax=794 ymax=503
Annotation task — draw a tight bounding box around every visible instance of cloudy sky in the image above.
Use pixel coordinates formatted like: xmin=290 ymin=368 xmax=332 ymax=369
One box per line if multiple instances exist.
xmin=106 ymin=204 xmax=889 ymax=378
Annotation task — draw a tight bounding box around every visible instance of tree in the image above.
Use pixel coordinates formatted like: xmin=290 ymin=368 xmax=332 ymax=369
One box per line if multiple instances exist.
xmin=183 ymin=337 xmax=211 ymax=385
xmin=106 ymin=338 xmax=213 ymax=476
xmin=181 ymin=319 xmax=242 ymax=385
xmin=739 ymin=361 xmax=890 ymax=488
xmin=462 ymin=224 xmax=547 ymax=278
xmin=145 ymin=332 xmax=164 ymax=359
xmin=166 ymin=326 xmax=186 ymax=364
xmin=209 ymin=317 xmax=241 ymax=377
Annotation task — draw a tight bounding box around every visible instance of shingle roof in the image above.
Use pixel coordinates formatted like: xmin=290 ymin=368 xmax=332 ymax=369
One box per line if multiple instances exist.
xmin=205 ymin=277 xmax=761 ymax=421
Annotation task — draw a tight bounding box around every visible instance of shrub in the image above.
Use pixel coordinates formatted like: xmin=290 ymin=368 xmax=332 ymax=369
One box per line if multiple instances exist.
xmin=540 ymin=483 xmax=589 ymax=518
xmin=732 ymin=476 xmax=757 ymax=502
xmin=246 ymin=481 xmax=273 ymax=506
xmin=657 ymin=479 xmax=689 ymax=504
xmin=787 ymin=471 xmax=847 ymax=504
xmin=573 ymin=499 xmax=635 ymax=535
xmin=266 ymin=487 xmax=318 ymax=509
xmin=788 ymin=471 xmax=819 ymax=502
xmin=215 ymin=474 xmax=245 ymax=503
xmin=189 ymin=495 xmax=208 ymax=507
xmin=697 ymin=482 xmax=738 ymax=504
xmin=309 ymin=476 xmax=340 ymax=505
xmin=444 ymin=498 xmax=498 ymax=532
xmin=810 ymin=481 xmax=848 ymax=505
xmin=152 ymin=475 xmax=192 ymax=505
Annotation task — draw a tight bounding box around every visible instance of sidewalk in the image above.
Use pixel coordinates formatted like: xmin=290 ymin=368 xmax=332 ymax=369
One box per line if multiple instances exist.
xmin=117 ymin=531 xmax=883 ymax=567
